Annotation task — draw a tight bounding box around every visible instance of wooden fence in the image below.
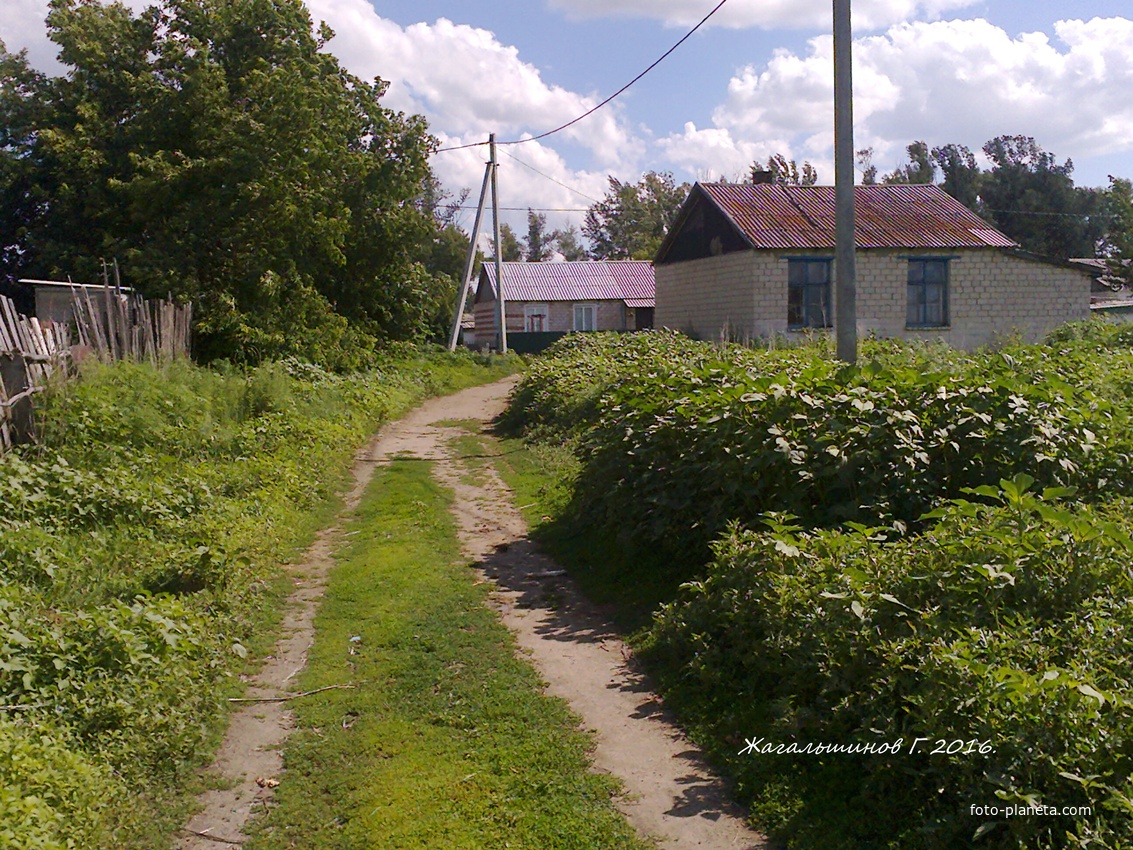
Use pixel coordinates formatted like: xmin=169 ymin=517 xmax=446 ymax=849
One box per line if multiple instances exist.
xmin=0 ymin=287 xmax=192 ymax=450
xmin=0 ymin=294 xmax=70 ymax=450
xmin=69 ymin=285 xmax=192 ymax=364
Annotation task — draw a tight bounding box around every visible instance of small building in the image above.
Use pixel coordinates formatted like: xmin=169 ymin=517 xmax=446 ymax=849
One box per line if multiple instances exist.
xmin=473 ymin=260 xmax=654 ymax=352
xmin=19 ymin=279 xmax=133 ymax=327
xmin=654 ymin=183 xmax=1095 ymax=349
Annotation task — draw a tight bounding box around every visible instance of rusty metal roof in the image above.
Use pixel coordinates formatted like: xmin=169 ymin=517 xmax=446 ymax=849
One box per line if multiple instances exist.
xmin=692 ymin=183 xmax=1018 ymax=251
xmin=477 ymin=260 xmax=654 ymax=304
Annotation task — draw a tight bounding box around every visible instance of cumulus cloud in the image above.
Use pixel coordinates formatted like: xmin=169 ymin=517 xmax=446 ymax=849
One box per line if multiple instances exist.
xmin=307 ymin=0 xmax=638 ymax=168
xmin=547 ymin=0 xmax=979 ymax=32
xmin=659 ymin=17 xmax=1133 ymax=184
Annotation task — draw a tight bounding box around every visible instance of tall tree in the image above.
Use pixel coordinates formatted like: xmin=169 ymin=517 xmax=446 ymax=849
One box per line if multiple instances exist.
xmin=0 ymin=0 xmax=445 ymax=364
xmin=524 ymin=209 xmax=553 ymax=262
xmin=978 ymin=135 xmax=1103 ymax=260
xmin=856 ymin=147 xmax=879 ymax=185
xmin=931 ymin=143 xmax=981 ymax=208
xmin=553 ymin=225 xmax=587 ymax=261
xmin=751 ymin=154 xmax=818 ymax=186
xmin=882 ymin=141 xmax=935 ymax=184
xmin=1102 ymin=176 xmax=1133 ymax=288
xmin=497 ymin=222 xmax=523 ymax=262
xmin=583 ymin=171 xmax=689 ymax=260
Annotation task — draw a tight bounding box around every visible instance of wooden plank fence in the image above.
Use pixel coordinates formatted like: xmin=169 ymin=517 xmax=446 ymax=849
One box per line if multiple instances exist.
xmin=0 ymin=287 xmax=191 ymax=451
xmin=0 ymin=294 xmax=70 ymax=450
xmin=69 ymin=285 xmax=192 ymax=365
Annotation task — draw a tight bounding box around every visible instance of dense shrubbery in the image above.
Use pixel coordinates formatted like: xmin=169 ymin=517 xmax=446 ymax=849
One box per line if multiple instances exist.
xmin=643 ymin=480 xmax=1133 ymax=848
xmin=505 ymin=323 xmax=1133 ymax=849
xmin=497 ymin=330 xmax=708 ymax=441
xmin=0 ymin=348 xmax=514 ymax=847
xmin=509 ymin=328 xmax=1133 ymax=574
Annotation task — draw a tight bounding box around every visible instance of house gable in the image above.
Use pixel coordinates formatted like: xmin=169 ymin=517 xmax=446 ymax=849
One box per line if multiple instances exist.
xmin=655 ymin=187 xmax=753 ymax=265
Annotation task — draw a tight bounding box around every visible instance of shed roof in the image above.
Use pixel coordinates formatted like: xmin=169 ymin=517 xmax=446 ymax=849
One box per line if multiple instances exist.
xmin=477 ymin=260 xmax=654 ymax=304
xmin=656 ymin=183 xmax=1018 ymax=263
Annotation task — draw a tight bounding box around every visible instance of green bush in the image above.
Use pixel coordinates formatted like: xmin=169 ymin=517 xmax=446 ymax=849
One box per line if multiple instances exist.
xmin=642 ymin=478 xmax=1133 ymax=849
xmin=0 ymin=717 xmax=113 ymax=849
xmin=511 ymin=334 xmax=1133 ymax=574
xmin=497 ymin=330 xmax=708 ymax=441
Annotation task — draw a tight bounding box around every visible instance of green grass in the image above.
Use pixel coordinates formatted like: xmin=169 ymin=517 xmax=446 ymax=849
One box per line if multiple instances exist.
xmin=245 ymin=458 xmax=652 ymax=850
xmin=0 ymin=351 xmax=522 ymax=848
xmin=488 ymin=435 xmax=682 ymax=633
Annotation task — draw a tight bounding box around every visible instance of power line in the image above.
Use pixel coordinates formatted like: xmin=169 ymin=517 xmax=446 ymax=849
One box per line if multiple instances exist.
xmin=501 ymin=150 xmax=601 ymax=203
xmin=435 ymin=0 xmax=730 ymax=154
xmin=454 ymin=205 xmax=589 ymax=212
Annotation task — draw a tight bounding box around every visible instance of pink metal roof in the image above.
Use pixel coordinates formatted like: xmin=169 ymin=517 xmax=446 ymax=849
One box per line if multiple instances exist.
xmin=478 ymin=260 xmax=655 ymax=304
xmin=696 ymin=183 xmax=1018 ymax=250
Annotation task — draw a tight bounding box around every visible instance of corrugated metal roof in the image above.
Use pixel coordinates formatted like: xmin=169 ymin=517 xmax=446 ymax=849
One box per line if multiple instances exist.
xmin=696 ymin=183 xmax=1018 ymax=250
xmin=479 ymin=260 xmax=654 ymax=304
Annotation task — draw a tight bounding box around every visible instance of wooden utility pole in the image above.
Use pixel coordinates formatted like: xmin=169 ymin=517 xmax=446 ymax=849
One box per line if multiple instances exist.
xmin=447 ymin=156 xmax=492 ymax=351
xmin=834 ymin=0 xmax=857 ymax=363
xmin=490 ymin=134 xmax=507 ymax=354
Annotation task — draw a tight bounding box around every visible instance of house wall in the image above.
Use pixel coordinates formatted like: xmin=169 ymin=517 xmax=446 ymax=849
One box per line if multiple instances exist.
xmin=655 ymin=252 xmax=768 ymax=341
xmin=474 ymin=298 xmax=630 ymax=347
xmin=656 ymin=248 xmax=1091 ymax=349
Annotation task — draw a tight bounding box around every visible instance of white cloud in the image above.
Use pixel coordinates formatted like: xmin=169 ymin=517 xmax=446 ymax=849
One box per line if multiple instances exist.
xmin=658 ymin=17 xmax=1133 ymax=185
xmin=547 ymin=0 xmax=979 ymax=32
xmin=307 ymin=0 xmax=638 ymax=168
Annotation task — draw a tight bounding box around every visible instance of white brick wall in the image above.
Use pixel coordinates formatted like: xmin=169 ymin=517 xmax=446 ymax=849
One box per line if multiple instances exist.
xmin=657 ymin=248 xmax=1092 ymax=350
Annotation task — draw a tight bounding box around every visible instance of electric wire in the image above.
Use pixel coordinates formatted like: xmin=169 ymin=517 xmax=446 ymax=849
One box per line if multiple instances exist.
xmin=501 ymin=150 xmax=602 ymax=203
xmin=435 ymin=0 xmax=730 ymax=154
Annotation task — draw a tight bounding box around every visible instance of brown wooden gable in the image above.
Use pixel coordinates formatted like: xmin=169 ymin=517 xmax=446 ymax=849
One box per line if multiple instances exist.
xmin=655 ymin=186 xmax=753 ymax=265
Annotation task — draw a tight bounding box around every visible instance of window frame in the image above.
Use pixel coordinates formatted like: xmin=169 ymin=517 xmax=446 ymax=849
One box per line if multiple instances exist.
xmin=572 ymin=302 xmax=598 ymax=332
xmin=523 ymin=302 xmax=550 ymax=332
xmin=787 ymin=258 xmax=833 ymax=331
xmin=906 ymin=257 xmax=951 ymax=329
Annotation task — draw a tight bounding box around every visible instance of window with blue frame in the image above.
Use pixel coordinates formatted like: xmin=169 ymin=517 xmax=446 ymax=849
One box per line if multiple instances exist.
xmin=907 ymin=258 xmax=949 ymax=327
xmin=787 ymin=259 xmax=832 ymax=329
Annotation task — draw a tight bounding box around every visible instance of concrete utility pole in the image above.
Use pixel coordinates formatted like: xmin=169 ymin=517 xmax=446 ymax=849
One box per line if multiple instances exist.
xmin=447 ymin=155 xmax=492 ymax=351
xmin=490 ymin=134 xmax=507 ymax=354
xmin=834 ymin=0 xmax=857 ymax=363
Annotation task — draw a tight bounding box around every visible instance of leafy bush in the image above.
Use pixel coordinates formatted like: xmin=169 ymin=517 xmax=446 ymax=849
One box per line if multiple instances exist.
xmin=497 ymin=330 xmax=707 ymax=441
xmin=642 ymin=478 xmax=1133 ymax=849
xmin=507 ymin=326 xmax=1133 ymax=848
xmin=0 ymin=717 xmax=114 ymax=850
xmin=510 ymin=333 xmax=1133 ymax=574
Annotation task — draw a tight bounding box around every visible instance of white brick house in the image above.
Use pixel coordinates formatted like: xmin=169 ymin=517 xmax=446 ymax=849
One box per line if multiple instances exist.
xmin=654 ymin=183 xmax=1095 ymax=349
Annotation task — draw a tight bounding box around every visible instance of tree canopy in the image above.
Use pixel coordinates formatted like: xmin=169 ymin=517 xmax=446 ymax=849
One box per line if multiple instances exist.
xmin=583 ymin=171 xmax=689 ymax=260
xmin=878 ymin=135 xmax=1108 ymax=260
xmin=750 ymin=154 xmax=817 ymax=186
xmin=1102 ymin=176 xmax=1133 ymax=289
xmin=524 ymin=209 xmax=554 ymax=262
xmin=0 ymin=0 xmax=450 ymax=366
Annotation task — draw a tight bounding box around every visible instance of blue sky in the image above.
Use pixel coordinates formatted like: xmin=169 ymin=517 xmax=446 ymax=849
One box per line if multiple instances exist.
xmin=4 ymin=0 xmax=1133 ymax=235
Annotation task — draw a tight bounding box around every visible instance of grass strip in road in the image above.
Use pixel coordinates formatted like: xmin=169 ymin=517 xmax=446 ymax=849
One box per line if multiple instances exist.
xmin=245 ymin=458 xmax=652 ymax=850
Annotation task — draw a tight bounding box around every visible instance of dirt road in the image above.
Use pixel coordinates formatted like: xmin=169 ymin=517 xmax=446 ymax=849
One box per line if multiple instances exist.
xmin=180 ymin=376 xmax=765 ymax=850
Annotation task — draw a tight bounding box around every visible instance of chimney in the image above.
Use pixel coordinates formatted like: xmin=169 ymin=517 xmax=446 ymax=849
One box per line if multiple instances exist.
xmin=750 ymin=169 xmax=774 ymax=184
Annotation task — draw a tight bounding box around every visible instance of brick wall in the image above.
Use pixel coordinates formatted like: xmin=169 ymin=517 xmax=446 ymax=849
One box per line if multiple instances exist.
xmin=474 ymin=298 xmax=630 ymax=346
xmin=657 ymin=248 xmax=1092 ymax=349
xmin=656 ymin=252 xmax=763 ymax=341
